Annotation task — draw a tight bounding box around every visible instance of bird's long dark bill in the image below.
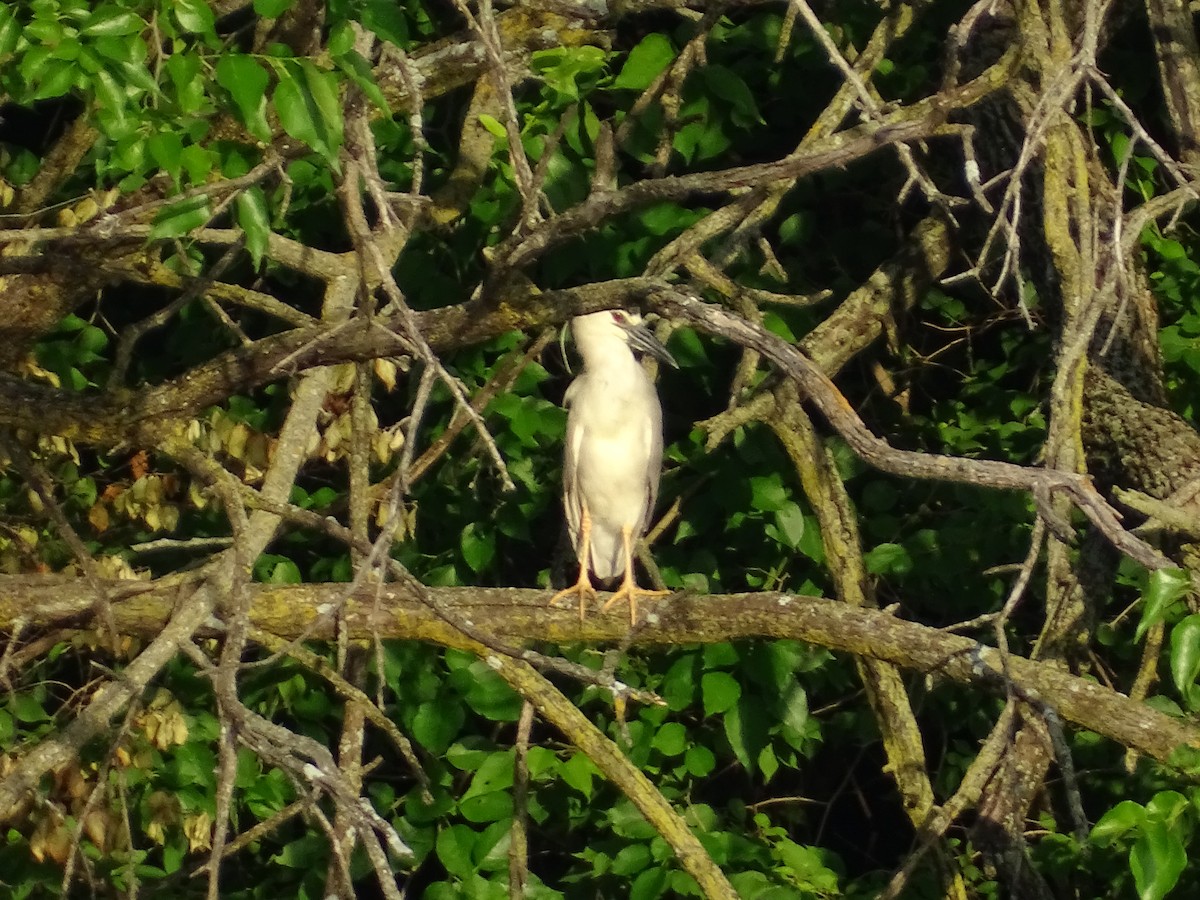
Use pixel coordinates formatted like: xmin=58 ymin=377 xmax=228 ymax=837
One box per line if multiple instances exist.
xmin=624 ymin=324 xmax=679 ymax=369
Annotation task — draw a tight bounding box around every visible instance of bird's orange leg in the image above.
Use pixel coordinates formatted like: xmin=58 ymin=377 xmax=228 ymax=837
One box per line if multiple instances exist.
xmin=601 ymin=524 xmax=670 ymax=624
xmin=549 ymin=503 xmax=598 ymax=620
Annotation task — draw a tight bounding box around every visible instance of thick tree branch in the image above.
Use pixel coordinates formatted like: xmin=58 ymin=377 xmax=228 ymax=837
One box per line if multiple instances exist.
xmin=0 ymin=577 xmax=1193 ymax=768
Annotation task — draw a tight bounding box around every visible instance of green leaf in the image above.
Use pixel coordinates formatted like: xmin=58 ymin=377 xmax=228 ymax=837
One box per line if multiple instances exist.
xmin=1091 ymin=800 xmax=1146 ymax=846
xmin=26 ymin=17 xmax=65 ymax=45
xmin=672 ymin=96 xmax=733 ymax=163
xmin=56 ymin=314 xmax=89 ymax=334
xmin=234 ymin=749 xmax=261 ymax=788
xmin=1137 ymin=568 xmax=1192 ymax=643
xmin=436 ymin=825 xmax=477 ymax=879
xmin=334 ymin=49 xmax=390 ymax=114
xmin=630 ymin=865 xmax=669 ymax=900
xmin=236 ymin=187 xmax=271 ymax=269
xmin=773 ymin=502 xmax=806 ymax=549
xmin=0 ymin=7 xmax=19 ymax=59
xmin=447 ymin=742 xmax=490 ymax=771
xmin=1170 ymin=614 xmax=1200 ymax=703
xmin=729 ymin=872 xmax=774 ymax=897
xmin=664 ymin=328 xmax=709 ymax=370
xmin=532 ymin=45 xmax=608 ymax=101
xmin=254 ymin=0 xmax=296 ymax=16
xmin=411 ymin=700 xmax=463 ymax=754
xmin=34 ymin=59 xmax=78 ymax=100
xmin=361 ymin=0 xmax=409 ymax=46
xmin=11 ymin=693 xmax=49 ymax=723
xmin=273 ymin=62 xmax=343 ymax=165
xmin=776 ymin=841 xmax=841 ymax=891
xmin=463 ymin=752 xmax=515 ymax=800
xmin=50 ymin=36 xmax=82 ymax=63
xmin=651 ymin=722 xmax=687 ymax=757
xmin=701 ymin=671 xmax=741 ymax=717
xmin=111 ymin=57 xmax=160 ymax=95
xmin=274 ymin=67 xmax=319 ymax=149
xmin=173 ymin=0 xmax=216 ymax=37
xmin=1111 ymin=131 xmax=1131 ymax=166
xmin=77 ymin=325 xmax=107 ymax=354
xmin=638 ymin=201 xmax=696 ymax=236
xmin=180 ymin=145 xmax=214 ymax=183
xmin=1131 ymin=819 xmax=1186 ymax=900
xmin=724 ymin=698 xmax=768 ymax=773
xmin=460 ymin=522 xmax=496 ymax=574
xmin=749 ymin=474 xmax=787 ymax=513
xmin=272 ymin=834 xmax=324 ymax=868
xmin=266 ymin=559 xmax=302 ymax=584
xmin=80 ymin=8 xmax=145 ymax=37
xmin=472 ymin=819 xmax=512 ymax=869
xmin=661 ymin=654 xmax=697 ymax=711
xmin=1146 ymin=790 xmax=1189 ymax=826
xmin=865 ymin=542 xmax=913 ymax=576
xmin=148 ymin=195 xmax=211 ymax=240
xmin=525 ymin=746 xmax=557 ymax=779
xmin=216 ymin=55 xmax=271 ymax=141
xmin=327 ymin=21 xmax=355 ymax=57
xmin=166 ymin=52 xmax=206 ymax=114
xmin=173 ymin=743 xmax=218 ymax=788
xmin=461 ymin=666 xmax=522 ymax=722
xmin=478 ymin=114 xmax=508 ymax=140
xmin=781 ymin=683 xmax=808 ymax=736
xmin=703 ymin=643 xmax=739 ymax=668
xmin=147 ymin=131 xmax=184 ymax=183
xmin=684 ymin=744 xmax=715 ymax=777
xmin=758 ymin=744 xmax=779 ymax=781
xmin=608 ymin=798 xmax=659 ymax=841
xmin=701 ymin=64 xmax=763 ymax=125
xmin=93 ymin=34 xmax=136 ymax=65
xmin=459 ymin=791 xmax=512 ymax=824
xmin=560 ymin=752 xmax=597 ymax=799
xmin=612 ymin=843 xmax=651 ymax=876
xmin=301 ymin=60 xmax=344 ymax=152
xmin=92 ymin=67 xmax=129 ymax=134
xmin=613 ymin=33 xmax=675 ymax=92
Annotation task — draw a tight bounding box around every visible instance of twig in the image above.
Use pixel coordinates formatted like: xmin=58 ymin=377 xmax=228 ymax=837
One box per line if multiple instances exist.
xmin=509 ymin=701 xmax=535 ymax=900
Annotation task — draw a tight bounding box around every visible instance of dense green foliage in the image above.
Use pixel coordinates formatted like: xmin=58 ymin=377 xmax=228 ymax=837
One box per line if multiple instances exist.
xmin=4 ymin=1 xmax=1200 ymax=898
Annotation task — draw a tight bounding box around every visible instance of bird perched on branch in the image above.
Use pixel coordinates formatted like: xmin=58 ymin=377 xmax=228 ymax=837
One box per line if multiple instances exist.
xmin=549 ymin=310 xmax=677 ymax=623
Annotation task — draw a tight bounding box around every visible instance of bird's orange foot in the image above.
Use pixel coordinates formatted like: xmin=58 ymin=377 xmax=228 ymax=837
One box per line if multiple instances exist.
xmin=549 ymin=576 xmax=599 ymax=621
xmin=601 ymin=580 xmax=671 ymax=625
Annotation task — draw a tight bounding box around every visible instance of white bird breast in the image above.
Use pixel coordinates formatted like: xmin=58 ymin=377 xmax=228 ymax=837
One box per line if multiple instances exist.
xmin=564 ymin=365 xmax=662 ymax=578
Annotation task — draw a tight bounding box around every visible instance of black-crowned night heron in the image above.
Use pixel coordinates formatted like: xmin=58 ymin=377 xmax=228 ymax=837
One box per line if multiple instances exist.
xmin=550 ymin=310 xmax=678 ymax=623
